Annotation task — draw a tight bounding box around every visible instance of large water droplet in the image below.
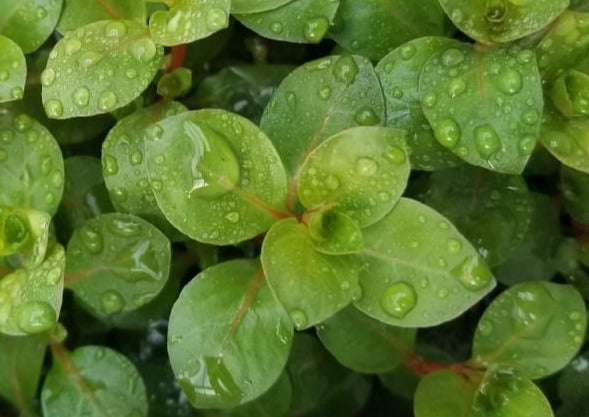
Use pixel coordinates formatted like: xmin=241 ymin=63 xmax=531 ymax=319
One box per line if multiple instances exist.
xmin=77 ymin=51 xmax=103 ymax=69
xmin=45 ymin=267 xmax=62 ymax=286
xmin=80 ymin=225 xmax=103 ymax=254
xmin=434 ymin=118 xmax=461 ymax=148
xmin=511 ymin=283 xmax=553 ymax=338
xmin=447 ymin=238 xmax=462 ymax=253
xmin=73 ymin=87 xmax=90 ymax=107
xmin=356 ymin=157 xmax=378 ymax=176
xmin=98 ymin=91 xmax=118 ymax=111
xmin=498 ymin=68 xmax=523 ymax=95
xmin=400 ymin=45 xmax=416 ymax=60
xmin=105 ymin=21 xmax=127 ymax=38
xmin=333 ymin=55 xmax=358 ymax=85
xmin=103 ymin=154 xmax=119 ymax=176
xmin=519 ymin=136 xmax=536 ymax=155
xmin=448 ymin=78 xmax=467 ymax=97
xmin=131 ymin=38 xmax=157 ymax=63
xmin=64 ymin=38 xmax=82 ymax=55
xmin=40 ymin=68 xmax=55 ymax=86
xmin=290 ymin=309 xmax=308 ymax=329
xmin=385 ymin=146 xmax=406 ymax=165
xmin=380 ymin=281 xmax=417 ymax=318
xmin=451 ymin=256 xmax=493 ymax=291
xmin=474 ymin=124 xmax=501 ymax=158
xmin=101 ymin=289 xmax=125 ymax=313
xmin=225 ymin=212 xmax=240 ymax=223
xmin=304 ymin=17 xmax=329 ymax=42
xmin=441 ymin=48 xmax=464 ymax=67
xmin=354 ymin=107 xmax=380 ymax=125
xmin=16 ymin=302 xmax=55 ymax=334
xmin=206 ymin=8 xmax=228 ymax=31
xmin=270 ymin=22 xmax=283 ymax=34
xmin=45 ymin=99 xmax=63 ymax=118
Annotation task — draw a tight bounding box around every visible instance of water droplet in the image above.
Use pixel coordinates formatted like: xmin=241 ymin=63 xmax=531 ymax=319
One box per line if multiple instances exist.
xmin=356 ymin=157 xmax=378 ymax=176
xmin=13 ymin=114 xmax=32 ymax=131
xmin=434 ymin=117 xmax=461 ymax=148
xmin=125 ymin=68 xmax=138 ymax=79
xmin=474 ymin=124 xmax=500 ymax=158
xmin=519 ymin=136 xmax=536 ymax=155
xmin=73 ymin=87 xmax=90 ymax=107
xmin=64 ymin=38 xmax=82 ymax=55
xmin=333 ymin=55 xmax=358 ymax=85
xmin=354 ymin=107 xmax=380 ymax=125
xmin=206 ymin=8 xmax=228 ymax=31
xmin=130 ymin=150 xmax=143 ymax=165
xmin=16 ymin=302 xmax=55 ymax=334
xmin=498 ymin=68 xmax=523 ymax=95
xmin=522 ymin=109 xmax=539 ymax=125
xmin=103 ymin=155 xmax=119 ymax=176
xmin=452 ymin=256 xmax=493 ymax=291
xmin=290 ymin=309 xmax=308 ymax=329
xmin=10 ymin=87 xmax=23 ymax=100
xmin=225 ymin=212 xmax=239 ymax=223
xmin=105 ymin=21 xmax=127 ymax=38
xmin=400 ymin=45 xmax=416 ymax=60
xmin=423 ymin=92 xmax=437 ymax=108
xmin=437 ymin=288 xmax=449 ymax=299
xmin=448 ymin=78 xmax=466 ymax=97
xmin=131 ymin=37 xmax=157 ymax=63
xmin=0 ymin=70 xmax=8 ymax=81
xmin=77 ymin=51 xmax=103 ymax=69
xmin=304 ymin=17 xmax=329 ymax=42
xmin=569 ymin=311 xmax=582 ymax=321
xmin=391 ymin=87 xmax=404 ymax=99
xmin=318 ymin=86 xmax=331 ymax=100
xmin=270 ymin=22 xmax=283 ymax=34
xmin=447 ymin=238 xmax=462 ymax=253
xmin=109 ymin=218 xmax=141 ymax=237
xmin=101 ymin=289 xmax=125 ymax=313
xmin=385 ymin=146 xmax=406 ymax=165
xmin=80 ymin=226 xmax=103 ymax=254
xmin=512 ymin=283 xmax=553 ymax=338
xmin=441 ymin=48 xmax=464 ymax=67
xmin=486 ymin=0 xmax=507 ymax=22
xmin=380 ymin=282 xmax=417 ymax=318
xmin=478 ymin=319 xmax=493 ymax=336
xmin=44 ymin=99 xmax=63 ymax=118
xmin=285 ymin=91 xmax=296 ymax=111
xmin=99 ymin=91 xmax=117 ymax=111
xmin=40 ymin=68 xmax=55 ymax=86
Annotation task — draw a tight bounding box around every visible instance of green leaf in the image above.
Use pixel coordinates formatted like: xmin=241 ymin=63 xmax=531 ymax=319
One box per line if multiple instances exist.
xmin=316 ymin=305 xmax=416 ymax=373
xmin=297 ymin=126 xmax=410 ymax=227
xmin=472 ymin=282 xmax=587 ymax=379
xmin=168 ymin=259 xmax=293 ymax=408
xmin=379 ymin=365 xmax=420 ymax=400
xmin=305 ymin=209 xmax=363 ymax=255
xmin=419 ymin=42 xmax=543 ymax=174
xmin=102 ymin=101 xmax=187 ymax=238
xmin=41 ymin=20 xmax=163 ymax=119
xmin=329 ymin=0 xmax=447 ymax=61
xmin=0 ymin=35 xmax=25 ymax=103
xmin=414 ymin=369 xmax=553 ymax=417
xmin=57 ymin=0 xmax=147 ymax=33
xmin=355 ymin=198 xmax=496 ymax=328
xmin=0 ymin=333 xmax=47 ymax=413
xmin=261 ymin=218 xmax=360 ymax=329
xmin=65 ymin=213 xmax=171 ymax=315
xmin=0 ymin=243 xmax=65 ymax=336
xmin=0 ymin=112 xmax=64 ymax=215
xmin=143 ymin=109 xmax=289 ymax=245
xmin=0 ymin=0 xmax=63 ymax=53
xmin=260 ymin=54 xmax=385 ymax=178
xmin=157 ymin=68 xmax=192 ymax=98
xmin=235 ymin=0 xmax=339 ymax=44
xmin=558 ymin=350 xmax=589 ymax=407
xmin=375 ymin=36 xmax=463 ymax=170
xmin=424 ymin=165 xmax=532 ymax=267
xmin=41 ymin=345 xmax=148 ymax=417
xmin=231 ymin=0 xmax=294 ymax=14
xmin=562 ymin=162 xmax=589 ymax=224
xmin=550 ymin=70 xmax=589 ymax=118
xmin=437 ymin=0 xmax=569 ymax=44
xmin=149 ymin=0 xmax=230 ymax=46
xmin=0 ymin=207 xmax=50 ymax=268
xmin=494 ymin=193 xmax=561 ymax=285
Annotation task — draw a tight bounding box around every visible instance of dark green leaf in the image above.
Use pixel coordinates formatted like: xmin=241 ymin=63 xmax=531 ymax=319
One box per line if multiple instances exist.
xmin=355 ymin=198 xmax=496 ymax=327
xmin=41 ymin=20 xmax=163 ymax=118
xmin=561 ymin=164 xmax=589 ymax=222
xmin=472 ymin=282 xmax=587 ymax=379
xmin=420 ymin=42 xmax=543 ymax=174
xmin=168 ymin=259 xmax=293 ymax=408
xmin=305 ymin=209 xmax=363 ymax=255
xmin=0 ymin=35 xmax=25 ymax=103
xmin=65 ymin=213 xmax=171 ymax=315
xmin=0 ymin=207 xmax=50 ymax=268
xmin=558 ymin=350 xmax=589 ymax=407
xmin=57 ymin=0 xmax=147 ymax=33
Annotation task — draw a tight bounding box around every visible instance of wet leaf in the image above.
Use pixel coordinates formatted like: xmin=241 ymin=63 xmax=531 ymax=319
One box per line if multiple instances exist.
xmin=472 ymin=282 xmax=587 ymax=379
xmin=305 ymin=209 xmax=363 ymax=255
xmin=420 ymin=42 xmax=543 ymax=174
xmin=143 ymin=109 xmax=288 ymax=245
xmin=231 ymin=0 xmax=294 ymax=14
xmin=65 ymin=213 xmax=171 ymax=315
xmin=355 ymin=198 xmax=496 ymax=328
xmin=42 ymin=20 xmax=163 ymax=118
xmin=375 ymin=36 xmax=463 ymax=170
xmin=41 ymin=345 xmax=148 ymax=417
xmin=167 ymin=259 xmax=293 ymax=408
xmin=0 ymin=207 xmax=51 ymax=268
xmin=297 ymin=126 xmax=410 ymax=227
xmin=261 ymin=218 xmax=360 ymax=329
xmin=0 ymin=35 xmax=25 ymax=103
xmin=57 ymin=0 xmax=146 ymax=33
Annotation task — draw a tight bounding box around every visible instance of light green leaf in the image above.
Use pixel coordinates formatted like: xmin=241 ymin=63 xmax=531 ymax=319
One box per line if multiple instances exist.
xmin=41 ymin=345 xmax=148 ymax=417
xmin=260 ymin=54 xmax=385 ymax=179
xmin=0 ymin=243 xmax=65 ymax=336
xmin=0 ymin=35 xmax=25 ymax=103
xmin=297 ymin=126 xmax=410 ymax=227
xmin=168 ymin=259 xmax=293 ymax=408
xmin=65 ymin=213 xmax=171 ymax=315
xmin=0 ymin=112 xmax=64 ymax=215
xmin=420 ymin=42 xmax=543 ymax=174
xmin=317 ymin=305 xmax=416 ymax=373
xmin=472 ymin=282 xmax=587 ymax=379
xmin=102 ymin=101 xmax=187 ymax=238
xmin=235 ymin=0 xmax=339 ymax=44
xmin=550 ymin=70 xmax=589 ymax=118
xmin=0 ymin=207 xmax=50 ymax=268
xmin=375 ymin=36 xmax=463 ymax=170
xmin=355 ymin=198 xmax=496 ymax=328
xmin=149 ymin=0 xmax=230 ymax=46
xmin=425 ymin=165 xmax=532 ymax=267
xmin=0 ymin=0 xmax=64 ymax=53
xmin=57 ymin=0 xmax=147 ymax=33
xmin=561 ymin=164 xmax=589 ymax=223
xmin=261 ymin=218 xmax=360 ymax=329
xmin=438 ymin=0 xmax=569 ymax=44
xmin=41 ymin=20 xmax=163 ymax=119
xmin=306 ymin=209 xmax=363 ymax=255
xmin=144 ymin=109 xmax=289 ymax=245
xmin=231 ymin=0 xmax=294 ymax=14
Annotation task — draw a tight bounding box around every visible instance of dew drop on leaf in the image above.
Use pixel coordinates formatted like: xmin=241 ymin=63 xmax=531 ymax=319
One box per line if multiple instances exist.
xmin=511 ymin=283 xmax=553 ymax=338
xmin=379 ymin=281 xmax=417 ymax=318
xmin=290 ymin=309 xmax=308 ymax=329
xmin=16 ymin=301 xmax=56 ymax=334
xmin=434 ymin=117 xmax=461 ymax=148
xmin=451 ymin=256 xmax=493 ymax=291
xmin=100 ymin=289 xmax=126 ymax=313
xmin=333 ymin=55 xmax=359 ymax=85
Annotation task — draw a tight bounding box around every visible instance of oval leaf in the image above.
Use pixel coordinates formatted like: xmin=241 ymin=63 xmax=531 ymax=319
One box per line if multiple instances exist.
xmin=168 ymin=259 xmax=293 ymax=408
xmin=472 ymin=282 xmax=587 ymax=379
xmin=0 ymin=35 xmax=25 ymax=103
xmin=144 ymin=109 xmax=289 ymax=245
xmin=57 ymin=0 xmax=147 ymax=33
xmin=306 ymin=209 xmax=363 ymax=255
xmin=420 ymin=42 xmax=543 ymax=174
xmin=41 ymin=20 xmax=163 ymax=118
xmin=355 ymin=198 xmax=496 ymax=328
xmin=0 ymin=207 xmax=51 ymax=268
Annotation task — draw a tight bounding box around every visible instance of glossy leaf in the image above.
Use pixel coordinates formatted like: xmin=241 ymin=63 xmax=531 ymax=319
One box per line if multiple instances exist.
xmin=558 ymin=350 xmax=589 ymax=406
xmin=297 ymin=126 xmax=410 ymax=227
xmin=0 ymin=0 xmax=63 ymax=53
xmin=472 ymin=282 xmax=587 ymax=379
xmin=375 ymin=36 xmax=463 ymax=170
xmin=260 ymin=54 xmax=385 ymax=178
xmin=0 ymin=207 xmax=50 ymax=268
xmin=355 ymin=198 xmax=496 ymax=327
xmin=231 ymin=0 xmax=294 ymax=14
xmin=0 ymin=243 xmax=65 ymax=336
xmin=0 ymin=333 xmax=47 ymax=412
xmin=0 ymin=112 xmax=64 ymax=215
xmin=235 ymin=0 xmax=339 ymax=44
xmin=550 ymin=70 xmax=589 ymax=118
xmin=261 ymin=218 xmax=360 ymax=329
xmin=167 ymin=259 xmax=293 ymax=408
xmin=65 ymin=213 xmax=171 ymax=315
xmin=329 ymin=0 xmax=447 ymax=61
xmin=561 ymin=165 xmax=589 ymax=223
xmin=149 ymin=0 xmax=230 ymax=46
xmin=42 ymin=345 xmax=148 ymax=417
xmin=420 ymin=42 xmax=543 ymax=174
xmin=144 ymin=109 xmax=288 ymax=245
xmin=0 ymin=35 xmax=25 ymax=103
xmin=316 ymin=305 xmax=416 ymax=373
xmin=57 ymin=0 xmax=147 ymax=33
xmin=41 ymin=20 xmax=163 ymax=119
xmin=102 ymin=101 xmax=186 ymax=237
xmin=425 ymin=165 xmax=532 ymax=267
xmin=437 ymin=0 xmax=569 ymax=44
xmin=305 ymin=209 xmax=363 ymax=255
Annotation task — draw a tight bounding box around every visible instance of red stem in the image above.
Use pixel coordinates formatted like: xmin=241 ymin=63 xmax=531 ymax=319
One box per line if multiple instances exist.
xmin=166 ymin=44 xmax=186 ymax=73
